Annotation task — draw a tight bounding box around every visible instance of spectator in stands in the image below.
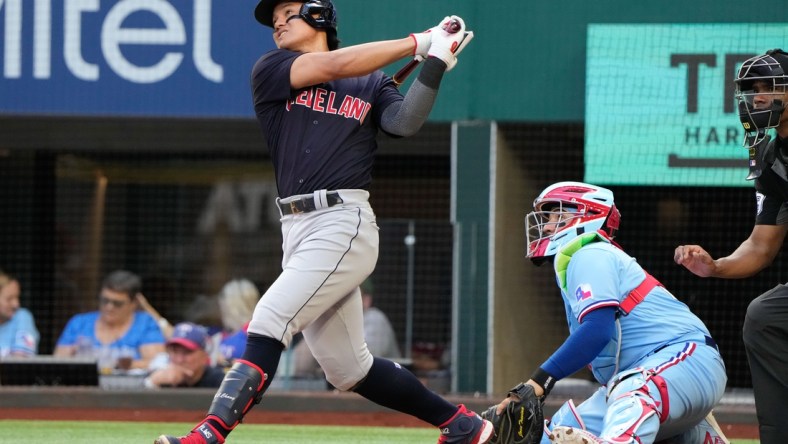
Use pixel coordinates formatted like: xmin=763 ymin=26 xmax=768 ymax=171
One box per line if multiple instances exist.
xmin=144 ymin=322 xmax=225 ymax=388
xmin=280 ymin=332 xmax=325 ymax=379
xmin=214 ymin=279 xmax=261 ymax=366
xmin=135 ymin=278 xmax=262 ymax=368
xmin=183 ymin=293 xmax=223 ymax=335
xmin=410 ymin=341 xmax=450 ymax=373
xmin=53 ymin=270 xmax=165 ymax=369
xmin=0 ymin=269 xmax=39 ymax=357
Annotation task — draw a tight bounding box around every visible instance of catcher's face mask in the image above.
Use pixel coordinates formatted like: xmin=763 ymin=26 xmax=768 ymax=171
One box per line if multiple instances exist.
xmin=525 ymin=182 xmax=619 ymax=262
xmin=735 ymin=50 xmax=788 ymax=147
xmin=526 ymin=202 xmax=580 ymax=258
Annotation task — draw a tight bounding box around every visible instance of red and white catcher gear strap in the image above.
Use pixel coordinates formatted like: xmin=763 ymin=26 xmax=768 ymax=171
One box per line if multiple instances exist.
xmin=647 ymin=373 xmax=670 ymax=423
xmin=619 ymin=273 xmax=662 ymax=316
xmin=206 ymin=359 xmax=267 ymax=430
xmin=602 ymin=368 xmax=664 ymax=443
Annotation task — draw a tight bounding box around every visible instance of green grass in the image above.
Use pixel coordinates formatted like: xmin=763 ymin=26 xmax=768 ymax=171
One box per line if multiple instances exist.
xmin=2 ymin=420 xmax=435 ymax=443
xmin=0 ymin=420 xmax=759 ymax=443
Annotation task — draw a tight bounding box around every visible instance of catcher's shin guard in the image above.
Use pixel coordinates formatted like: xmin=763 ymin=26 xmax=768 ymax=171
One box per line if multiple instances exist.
xmin=547 ymin=400 xmax=586 ymax=434
xmin=206 ymin=359 xmax=267 ymax=431
xmin=600 ymin=368 xmax=661 ymax=443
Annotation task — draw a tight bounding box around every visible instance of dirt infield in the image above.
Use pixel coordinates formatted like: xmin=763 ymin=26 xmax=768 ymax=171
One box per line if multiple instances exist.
xmin=0 ymin=407 xmax=759 ymax=440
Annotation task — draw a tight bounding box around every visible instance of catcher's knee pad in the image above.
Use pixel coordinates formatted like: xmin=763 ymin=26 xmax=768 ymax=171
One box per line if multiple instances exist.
xmin=602 ymin=368 xmax=662 ymax=443
xmin=207 ymin=360 xmax=267 ymax=429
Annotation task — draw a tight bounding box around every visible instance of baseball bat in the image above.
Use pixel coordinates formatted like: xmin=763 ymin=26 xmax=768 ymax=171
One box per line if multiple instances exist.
xmin=393 ymin=18 xmax=463 ymax=87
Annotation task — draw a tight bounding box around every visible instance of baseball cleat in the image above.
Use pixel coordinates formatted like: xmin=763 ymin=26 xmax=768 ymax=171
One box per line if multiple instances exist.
xmin=154 ymin=422 xmax=224 ymax=444
xmin=437 ymin=404 xmax=495 ymax=444
xmin=549 ymin=426 xmax=605 ymax=444
xmin=153 ymin=433 xmax=221 ymax=444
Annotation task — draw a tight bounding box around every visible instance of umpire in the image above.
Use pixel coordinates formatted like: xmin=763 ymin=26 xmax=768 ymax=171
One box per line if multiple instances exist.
xmin=674 ymin=48 xmax=788 ymax=444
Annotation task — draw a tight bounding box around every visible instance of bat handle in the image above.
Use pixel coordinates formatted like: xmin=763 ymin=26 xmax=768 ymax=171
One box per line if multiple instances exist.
xmin=393 ymin=59 xmax=420 ymax=86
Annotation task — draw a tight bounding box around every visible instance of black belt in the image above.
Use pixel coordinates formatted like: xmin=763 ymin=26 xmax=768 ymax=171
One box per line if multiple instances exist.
xmin=279 ymin=192 xmax=344 ymax=215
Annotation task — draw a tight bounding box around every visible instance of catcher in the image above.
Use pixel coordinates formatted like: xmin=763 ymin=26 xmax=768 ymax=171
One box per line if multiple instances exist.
xmin=483 ymin=182 xmax=729 ymax=444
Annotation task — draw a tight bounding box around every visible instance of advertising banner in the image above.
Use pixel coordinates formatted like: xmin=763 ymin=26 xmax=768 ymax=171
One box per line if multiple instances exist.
xmin=0 ymin=0 xmax=274 ymax=117
xmin=585 ymin=24 xmax=787 ymax=186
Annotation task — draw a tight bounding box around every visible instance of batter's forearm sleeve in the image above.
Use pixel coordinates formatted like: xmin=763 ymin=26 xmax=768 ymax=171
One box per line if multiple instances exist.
xmin=380 ymin=58 xmax=445 ymax=137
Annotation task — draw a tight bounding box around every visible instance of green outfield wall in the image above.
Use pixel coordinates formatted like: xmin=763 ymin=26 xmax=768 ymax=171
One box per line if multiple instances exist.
xmin=338 ymin=0 xmax=788 ymax=121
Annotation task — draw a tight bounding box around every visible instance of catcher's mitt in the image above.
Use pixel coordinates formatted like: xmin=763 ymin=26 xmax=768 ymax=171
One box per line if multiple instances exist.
xmin=481 ymin=383 xmax=544 ymax=444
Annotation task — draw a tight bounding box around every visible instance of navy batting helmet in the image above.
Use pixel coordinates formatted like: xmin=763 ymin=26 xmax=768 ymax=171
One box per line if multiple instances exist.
xmin=255 ymin=0 xmax=336 ymax=29
xmin=735 ymin=49 xmax=788 ymax=136
xmin=254 ymin=0 xmax=339 ymax=50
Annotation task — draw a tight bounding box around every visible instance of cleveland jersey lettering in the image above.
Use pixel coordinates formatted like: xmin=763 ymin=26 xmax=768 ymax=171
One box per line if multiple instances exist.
xmin=286 ymin=87 xmax=372 ymax=124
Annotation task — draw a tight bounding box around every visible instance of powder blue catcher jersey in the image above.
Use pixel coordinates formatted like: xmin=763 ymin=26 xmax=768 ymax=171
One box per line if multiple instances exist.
xmin=559 ymin=241 xmax=713 ymax=384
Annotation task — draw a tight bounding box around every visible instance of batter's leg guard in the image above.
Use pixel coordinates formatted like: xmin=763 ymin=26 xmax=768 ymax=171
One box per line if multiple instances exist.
xmin=206 ymin=359 xmax=267 ymax=430
xmin=154 ymin=360 xmax=266 ymax=444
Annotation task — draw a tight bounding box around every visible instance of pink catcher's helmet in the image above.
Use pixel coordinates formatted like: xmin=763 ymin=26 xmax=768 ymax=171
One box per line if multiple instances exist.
xmin=525 ymin=182 xmax=621 ymax=263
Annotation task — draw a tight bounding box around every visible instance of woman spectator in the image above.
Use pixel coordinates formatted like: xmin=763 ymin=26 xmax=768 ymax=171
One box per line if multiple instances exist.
xmin=214 ymin=279 xmax=261 ymax=366
xmin=53 ymin=270 xmax=165 ymax=370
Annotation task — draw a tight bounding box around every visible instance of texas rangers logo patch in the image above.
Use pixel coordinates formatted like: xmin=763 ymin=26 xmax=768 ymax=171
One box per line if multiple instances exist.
xmin=575 ymin=283 xmax=593 ymax=301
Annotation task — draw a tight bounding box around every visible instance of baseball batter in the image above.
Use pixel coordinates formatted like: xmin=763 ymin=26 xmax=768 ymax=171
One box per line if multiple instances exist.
xmin=154 ymin=2 xmax=492 ymax=444
xmin=490 ymin=182 xmax=728 ymax=444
